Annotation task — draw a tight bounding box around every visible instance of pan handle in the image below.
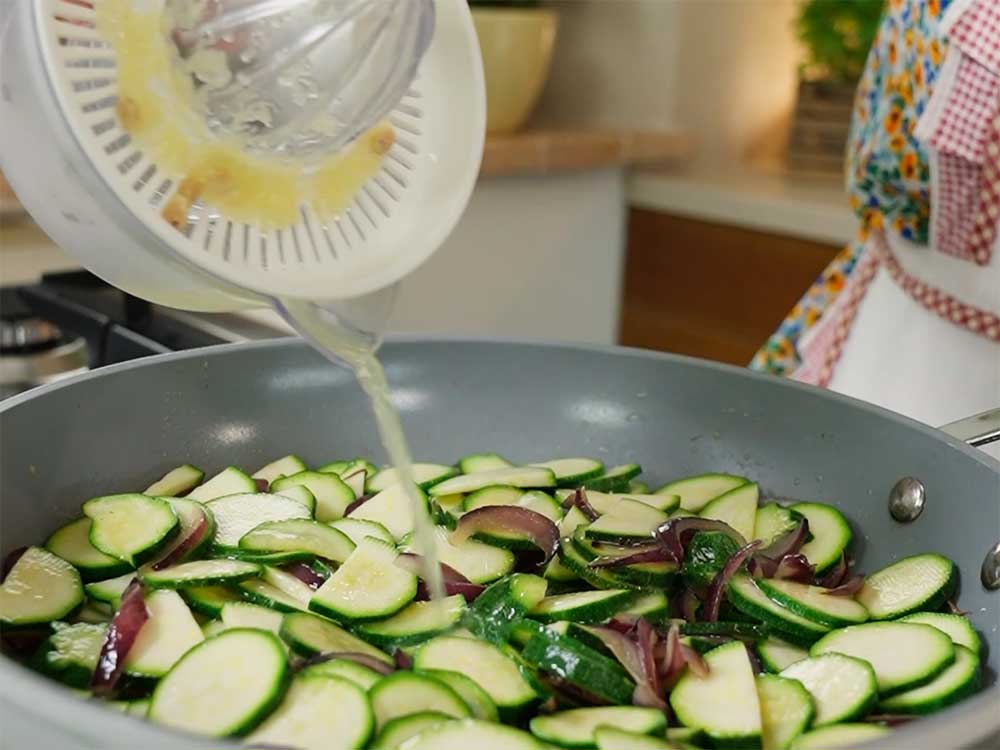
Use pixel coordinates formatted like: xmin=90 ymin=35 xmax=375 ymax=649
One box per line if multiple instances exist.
xmin=938 ymin=408 xmax=1000 ymax=448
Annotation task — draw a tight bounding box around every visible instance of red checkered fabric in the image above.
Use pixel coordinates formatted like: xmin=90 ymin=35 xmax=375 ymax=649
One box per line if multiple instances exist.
xmin=934 ymin=152 xmax=984 ymax=260
xmin=926 ymin=55 xmax=998 ymax=163
xmin=949 ymin=0 xmax=1000 ymax=74
xmin=968 ymin=113 xmax=1000 ymax=264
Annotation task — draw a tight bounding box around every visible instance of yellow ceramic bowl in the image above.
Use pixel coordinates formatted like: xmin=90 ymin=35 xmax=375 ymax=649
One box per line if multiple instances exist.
xmin=472 ymin=8 xmax=558 ymax=134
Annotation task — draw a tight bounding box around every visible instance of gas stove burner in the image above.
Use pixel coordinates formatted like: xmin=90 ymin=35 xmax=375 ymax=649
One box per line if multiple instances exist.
xmin=1 ymin=317 xmax=65 ymax=354
xmin=0 ymin=318 xmax=89 ymax=400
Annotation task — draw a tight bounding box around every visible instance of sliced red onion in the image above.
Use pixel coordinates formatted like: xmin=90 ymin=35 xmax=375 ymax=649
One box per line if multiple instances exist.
xmin=577 ymin=625 xmax=647 ymax=687
xmin=1 ymin=546 xmax=27 ymax=581
xmin=866 ymin=714 xmax=918 ymax=727
xmin=452 ymin=506 xmax=559 ymax=563
xmin=151 ymin=513 xmax=211 ymax=571
xmin=541 ymin=673 xmax=609 ymax=706
xmin=297 ymin=651 xmax=395 ymax=675
xmin=772 ymin=554 xmax=816 ymax=583
xmin=561 ymin=488 xmax=599 ymax=522
xmin=679 ymin=643 xmax=710 ymax=678
xmin=818 ymin=553 xmax=849 ymax=589
xmin=607 ymin=615 xmax=639 ymax=634
xmin=747 ymin=644 xmax=764 ymax=675
xmin=343 ymin=493 xmax=375 ymax=516
xmin=758 ymin=519 xmax=810 ymax=560
xmin=397 ymin=553 xmax=486 ymax=602
xmin=416 ymin=580 xmax=485 ymax=602
xmin=679 ymin=587 xmax=700 ymax=623
xmin=659 ymin=624 xmax=685 ymax=688
xmin=636 ymin=618 xmax=662 ymax=698
xmin=394 ymin=650 xmax=413 ymax=670
xmin=946 ymin=599 xmax=971 ymax=616
xmin=703 ymin=540 xmax=761 ymax=622
xmin=254 ymin=478 xmax=270 ymax=493
xmin=91 ymin=580 xmax=149 ymax=697
xmin=283 ymin=562 xmax=328 ymax=590
xmin=590 ymin=545 xmax=675 ymax=569
xmin=821 ymin=574 xmax=865 ymax=597
xmin=654 ymin=517 xmax=747 ymax=564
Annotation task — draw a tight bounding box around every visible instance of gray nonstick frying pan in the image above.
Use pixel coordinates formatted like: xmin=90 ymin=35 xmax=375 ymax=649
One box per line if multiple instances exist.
xmin=0 ymin=338 xmax=997 ymax=749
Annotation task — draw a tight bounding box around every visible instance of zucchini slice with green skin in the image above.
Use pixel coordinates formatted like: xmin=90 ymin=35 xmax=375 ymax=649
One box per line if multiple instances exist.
xmin=457 ymin=453 xmax=513 ymax=474
xmin=584 ymin=498 xmax=669 ymax=544
xmin=207 ymin=493 xmax=311 ymax=549
xmin=414 ymin=635 xmax=539 ymax=721
xmin=520 ymin=628 xmax=634 ymax=706
xmin=85 ymin=572 xmax=135 ymax=608
xmin=620 ymin=591 xmax=669 ymax=622
xmin=370 ymin=671 xmax=471 ymax=731
xmin=238 ymin=578 xmax=310 ymax=613
xmin=251 ymin=455 xmax=307 ymax=485
xmin=669 ymin=641 xmax=762 ymax=748
xmin=757 ymin=637 xmax=808 ymax=673
xmin=684 ymin=531 xmax=741 ymax=588
xmin=878 ymin=645 xmax=980 ymax=715
xmin=755 ymin=578 xmax=869 ymax=628
xmin=219 ymin=602 xmax=283 ymax=636
xmin=856 ymin=553 xmax=957 ymax=620
xmin=144 ymin=464 xmax=205 ymax=497
xmin=581 ymin=463 xmax=643 ymax=493
xmin=530 ymin=707 xmax=667 ymax=749
xmin=238 ymin=518 xmax=355 ymax=563
xmin=180 ymin=584 xmax=243 ymax=617
xmin=399 ymin=719 xmax=540 ymax=750
xmin=898 ymin=612 xmax=982 ymax=656
xmin=530 ymin=589 xmax=636 ymax=624
xmin=157 ymin=497 xmax=216 ymax=565
xmin=356 ymin=594 xmax=467 ymax=649
xmin=45 ymin=517 xmax=133 ymax=580
xmin=699 ymin=482 xmax=758 ymax=543
xmin=140 ymin=559 xmax=261 ymax=589
xmin=463 ymin=485 xmax=523 ymax=512
xmin=185 ymin=466 xmax=256 ymax=502
xmin=780 ymin=654 xmax=878 ymax=727
xmin=614 ymin=492 xmax=680 ymax=514
xmin=271 ymin=470 xmax=355 ymax=522
xmin=83 ymin=494 xmax=179 ymax=567
xmin=248 ymin=673 xmax=372 ymax=750
xmin=407 ymin=525 xmax=515 ymax=585
xmin=558 ymin=532 xmax=639 ymax=591
xmin=756 ymin=674 xmax=815 ymax=750
xmin=418 ymin=670 xmax=500 ymax=721
xmin=654 ymin=473 xmax=748 ymax=512
xmin=810 ymin=622 xmax=955 ymax=696
xmin=348 ymin=483 xmax=430 ymax=541
xmin=310 ymin=538 xmax=416 ymax=622
xmin=788 ymin=724 xmax=890 ymax=750
xmin=430 ymin=467 xmax=557 ymax=496
xmin=0 ymin=546 xmax=84 ymax=627
xmin=463 ymin=489 xmax=563 ymax=549
xmin=299 ymin=657 xmax=383 ymax=689
xmin=727 ymin=575 xmax=830 ymax=645
xmin=328 ymin=517 xmax=395 ymax=547
xmin=375 ymin=711 xmax=453 ymax=750
xmin=530 ymin=458 xmax=605 ymax=488
xmin=149 ymin=629 xmax=288 ymax=737
xmin=753 ymin=503 xmax=805 ymax=546
xmin=33 ymin=621 xmax=106 ymax=688
xmin=368 ymin=463 xmax=460 ymax=493
xmin=280 ymin=611 xmax=393 ymax=664
xmin=788 ymin=503 xmax=852 ymax=574
xmin=125 ymin=590 xmax=204 ymax=678
xmin=267 ymin=484 xmax=316 ymax=515
xmin=466 ymin=573 xmax=548 ymax=643
xmin=594 ymin=727 xmax=676 ymax=750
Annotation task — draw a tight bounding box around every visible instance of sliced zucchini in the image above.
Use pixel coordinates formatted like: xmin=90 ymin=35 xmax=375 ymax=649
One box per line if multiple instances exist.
xmin=369 ymin=463 xmax=459 ymax=492
xmin=356 ymin=594 xmax=466 ymax=649
xmin=249 ymin=673 xmax=372 ymax=749
xmin=520 ymin=627 xmax=634 ymax=705
xmin=594 ymin=727 xmax=676 ymax=750
xmin=558 ymin=504 xmax=591 ymax=536
xmin=268 ymin=483 xmax=316 ymax=515
xmin=856 ymin=553 xmax=957 ymax=620
xmin=684 ymin=531 xmax=741 ymax=587
xmin=310 ymin=538 xmax=416 ymax=622
xmin=727 ymin=575 xmax=829 ymax=645
xmin=898 ymin=612 xmax=982 ymax=657
xmin=878 ymin=645 xmax=980 ymax=715
xmin=239 ymin=518 xmax=355 ymax=564
xmin=238 ymin=578 xmax=310 ymax=613
xmin=83 ymin=494 xmax=178 ymax=566
xmin=530 ymin=589 xmax=635 ymax=624
xmin=348 ymin=483 xmax=429 ymax=541
xmin=399 ymin=719 xmax=539 ymax=750
xmin=125 ymin=589 xmax=204 ymax=677
xmin=462 ymin=487 xmax=562 ymax=549
xmin=681 ymin=621 xmax=770 ymax=639
xmin=789 ymin=503 xmax=852 ymax=574
xmin=463 ymin=485 xmax=536 ymax=512
xmin=207 ymin=493 xmax=311 ymax=549
xmin=148 ymin=628 xmax=287 ymax=737
xmin=558 ymin=532 xmax=633 ymax=591
xmin=431 ymin=467 xmax=556 ymax=496
xmin=156 ymin=496 xmax=216 ymax=565
xmin=789 ymin=724 xmax=890 ymax=749
xmin=466 ymin=573 xmax=549 ymax=643
xmin=754 ymin=503 xmax=804 ymax=546
xmin=185 ymin=466 xmax=256 ymax=502
xmin=530 ymin=707 xmax=667 ymax=749
xmin=780 ymin=654 xmax=876 ymax=726
xmin=756 ymin=578 xmax=869 ymax=628
xmin=251 ymin=454 xmax=307 ymax=485
xmin=756 ymin=674 xmax=815 ymax=750
xmin=410 ymin=525 xmax=515 ymax=585
xmin=370 ymin=671 xmax=470 ymax=731
xmin=181 ymin=584 xmax=244 ymax=617
xmin=74 ymin=601 xmax=112 ymax=624
xmin=85 ymin=572 xmax=135 ymax=608
xmin=376 ymin=712 xmax=453 ymax=749
xmin=271 ymin=470 xmax=355 ymax=522
xmin=654 ymin=472 xmax=748 ymax=512
xmin=140 ymin=559 xmax=261 ymax=589
xmin=615 ymin=492 xmax=681 ymax=514
xmin=144 ymin=464 xmax=205 ymax=497
xmin=45 ymin=517 xmax=133 ymax=580
xmin=621 ymin=591 xmax=669 ymax=622
xmin=584 ymin=497 xmax=669 ymax=543
xmin=260 ymin=565 xmax=316 ymax=607
xmin=318 ymin=457 xmax=377 ymax=478
xmin=414 ymin=635 xmax=539 ymax=720
xmin=699 ymin=482 xmax=758 ymax=543
xmin=457 ymin=453 xmax=513 ymax=473
xmin=341 ymin=468 xmax=367 ymax=499
xmin=810 ymin=622 xmax=955 ymax=696
xmin=329 ymin=517 xmax=395 ymax=546
xmin=669 ymin=641 xmax=762 ymax=747
xmin=219 ymin=602 xmax=284 ymax=636
xmin=543 ymin=556 xmax=579 ymax=583
xmin=300 ymin=657 xmax=384 ymax=689
xmin=757 ymin=637 xmax=808 ymax=673
xmin=33 ymin=621 xmax=106 ymax=688
xmin=282 ymin=610 xmax=394 ymax=664
xmin=418 ymin=670 xmax=499 ymax=721
xmin=0 ymin=546 xmax=84 ymax=626
xmin=530 ymin=458 xmax=605 ymax=488
xmin=581 ymin=463 xmax=643 ymax=493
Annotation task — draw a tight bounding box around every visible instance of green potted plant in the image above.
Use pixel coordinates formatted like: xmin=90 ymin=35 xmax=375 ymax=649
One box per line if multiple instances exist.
xmin=469 ymin=0 xmax=558 ymax=134
xmin=788 ymin=0 xmax=883 ymax=173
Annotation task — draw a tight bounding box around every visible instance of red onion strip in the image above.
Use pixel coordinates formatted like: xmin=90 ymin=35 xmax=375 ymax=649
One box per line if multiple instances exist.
xmin=818 ymin=553 xmax=849 ymax=589
xmin=151 ymin=512 xmax=211 ymax=571
xmin=254 ymin=478 xmax=270 ymax=493
xmin=284 ymin=562 xmax=328 ymax=590
xmin=452 ymin=506 xmax=560 ymax=563
xmin=91 ymin=580 xmax=149 ymax=697
xmin=577 ymin=625 xmax=647 ymax=687
xmin=679 ymin=643 xmax=710 ymax=678
xmin=703 ymin=540 xmax=761 ymax=622
xmin=343 ymin=493 xmax=375 ymax=516
xmin=396 ymin=553 xmax=486 ymax=602
xmin=589 ymin=545 xmax=674 ymax=569
xmin=680 ymin=587 xmax=700 ymax=623
xmin=297 ymin=651 xmax=395 ymax=675
xmin=654 ymin=517 xmax=747 ymax=564
xmin=821 ymin=574 xmax=865 ymax=597
xmin=757 ymin=519 xmax=809 ymax=560
xmin=562 ymin=488 xmax=599 ymax=522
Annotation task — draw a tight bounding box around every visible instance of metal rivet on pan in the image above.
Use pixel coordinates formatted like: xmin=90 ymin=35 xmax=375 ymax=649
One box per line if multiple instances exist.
xmin=982 ymin=543 xmax=1000 ymax=591
xmin=888 ymin=477 xmax=925 ymax=523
